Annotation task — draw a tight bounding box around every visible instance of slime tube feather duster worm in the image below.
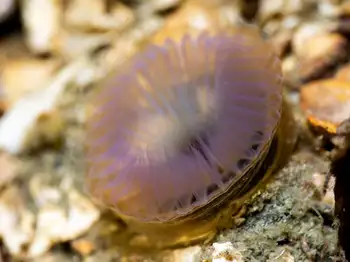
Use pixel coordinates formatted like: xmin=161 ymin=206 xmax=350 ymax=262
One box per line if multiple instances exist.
xmin=85 ymin=27 xmax=296 ymax=248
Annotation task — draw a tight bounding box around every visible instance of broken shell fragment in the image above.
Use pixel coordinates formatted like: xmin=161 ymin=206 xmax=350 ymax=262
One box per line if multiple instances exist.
xmin=0 ymin=58 xmax=85 ymax=154
xmin=85 ymin=28 xmax=296 ymax=248
xmin=21 ymin=0 xmax=62 ymax=54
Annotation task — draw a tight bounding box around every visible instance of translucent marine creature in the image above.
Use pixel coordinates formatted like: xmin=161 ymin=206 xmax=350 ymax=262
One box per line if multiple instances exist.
xmin=85 ymin=27 xmax=297 ymax=248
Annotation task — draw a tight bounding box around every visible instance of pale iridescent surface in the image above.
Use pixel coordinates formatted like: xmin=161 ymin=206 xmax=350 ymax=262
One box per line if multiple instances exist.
xmin=86 ymin=30 xmax=282 ymax=222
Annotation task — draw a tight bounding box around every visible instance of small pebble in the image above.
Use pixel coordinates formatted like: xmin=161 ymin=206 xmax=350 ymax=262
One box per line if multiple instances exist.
xmin=21 ymin=0 xmax=63 ymax=54
xmin=300 ymin=79 xmax=350 ymax=134
xmin=64 ymin=0 xmax=135 ymax=32
xmin=172 ymin=246 xmax=201 ymax=262
xmin=151 ymin=1 xmax=239 ymax=44
xmin=212 ymin=242 xmax=244 ymax=262
xmin=297 ymin=33 xmax=348 ymax=81
xmin=0 ymin=58 xmax=62 ymax=108
xmin=335 ymin=64 xmax=350 ymax=82
xmin=71 ymin=239 xmax=96 ymax=256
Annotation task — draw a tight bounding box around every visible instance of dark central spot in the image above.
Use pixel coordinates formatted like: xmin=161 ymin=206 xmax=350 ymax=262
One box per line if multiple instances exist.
xmin=181 ymin=133 xmax=212 ymax=165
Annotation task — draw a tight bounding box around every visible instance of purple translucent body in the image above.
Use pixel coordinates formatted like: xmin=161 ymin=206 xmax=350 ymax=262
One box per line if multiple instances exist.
xmin=86 ymin=31 xmax=282 ymax=222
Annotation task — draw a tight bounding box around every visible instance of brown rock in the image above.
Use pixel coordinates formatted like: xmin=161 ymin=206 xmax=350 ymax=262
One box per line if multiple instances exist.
xmin=335 ymin=64 xmax=350 ymax=82
xmin=270 ymin=30 xmax=293 ymax=57
xmin=292 ymin=22 xmax=337 ymax=56
xmin=139 ymin=0 xmax=183 ymax=14
xmin=71 ymin=239 xmax=96 ymax=256
xmin=151 ymin=2 xmax=218 ymax=44
xmin=258 ymin=0 xmax=305 ymax=23
xmin=151 ymin=1 xmax=241 ymax=44
xmin=300 ymin=79 xmax=350 ymax=135
xmin=338 ymin=2 xmax=350 ymax=18
xmin=0 ymin=58 xmax=62 ymax=108
xmin=282 ymin=55 xmax=301 ymax=90
xmin=0 ymin=34 xmax=30 ymax=66
xmin=296 ymin=33 xmax=348 ymax=81
xmin=64 ymin=0 xmax=135 ymax=32
xmin=23 ymin=110 xmax=65 ymax=152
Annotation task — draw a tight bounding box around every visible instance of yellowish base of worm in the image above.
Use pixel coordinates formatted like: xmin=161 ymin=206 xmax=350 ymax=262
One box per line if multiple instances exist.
xmin=111 ymin=99 xmax=297 ymax=252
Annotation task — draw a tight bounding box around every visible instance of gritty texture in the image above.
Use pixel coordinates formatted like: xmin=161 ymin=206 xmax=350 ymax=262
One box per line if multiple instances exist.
xmin=201 ymin=151 xmax=339 ymax=261
xmin=77 ymin=151 xmax=343 ymax=261
xmin=0 ymin=0 xmax=348 ymax=261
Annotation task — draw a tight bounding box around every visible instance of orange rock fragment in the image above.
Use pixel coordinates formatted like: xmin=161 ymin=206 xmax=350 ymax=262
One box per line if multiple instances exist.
xmin=300 ymin=79 xmax=350 ymax=134
xmin=335 ymin=64 xmax=350 ymax=82
xmin=71 ymin=239 xmax=96 ymax=256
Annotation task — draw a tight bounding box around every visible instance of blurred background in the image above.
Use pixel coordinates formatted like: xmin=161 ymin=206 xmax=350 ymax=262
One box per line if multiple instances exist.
xmin=0 ymin=0 xmax=350 ymax=261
